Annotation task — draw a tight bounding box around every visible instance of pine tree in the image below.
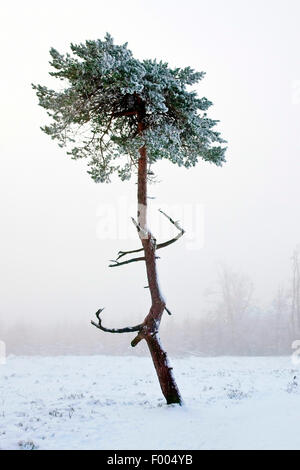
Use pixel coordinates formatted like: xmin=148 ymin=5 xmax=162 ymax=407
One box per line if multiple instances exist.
xmin=33 ymin=33 xmax=226 ymax=405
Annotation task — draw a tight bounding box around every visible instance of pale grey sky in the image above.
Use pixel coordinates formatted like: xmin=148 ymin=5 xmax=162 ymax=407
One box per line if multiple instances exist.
xmin=0 ymin=0 xmax=300 ymax=330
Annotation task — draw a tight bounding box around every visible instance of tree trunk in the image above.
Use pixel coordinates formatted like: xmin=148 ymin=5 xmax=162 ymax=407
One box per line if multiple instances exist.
xmin=136 ymin=122 xmax=182 ymax=405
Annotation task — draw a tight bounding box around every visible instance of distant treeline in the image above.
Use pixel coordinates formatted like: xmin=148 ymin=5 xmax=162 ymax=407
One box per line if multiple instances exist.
xmin=0 ymin=303 xmax=297 ymax=357
xmin=1 ymin=250 xmax=300 ymax=357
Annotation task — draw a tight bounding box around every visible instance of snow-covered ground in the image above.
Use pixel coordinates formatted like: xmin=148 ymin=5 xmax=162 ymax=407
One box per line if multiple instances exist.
xmin=0 ymin=355 xmax=299 ymax=450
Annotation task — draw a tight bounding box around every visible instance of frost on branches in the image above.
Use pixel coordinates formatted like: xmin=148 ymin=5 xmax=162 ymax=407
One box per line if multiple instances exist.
xmin=32 ymin=33 xmax=226 ymax=183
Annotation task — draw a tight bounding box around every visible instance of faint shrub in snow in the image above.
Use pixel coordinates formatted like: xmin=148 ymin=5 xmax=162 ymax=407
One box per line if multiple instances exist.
xmin=49 ymin=409 xmax=63 ymax=418
xmin=138 ymin=400 xmax=151 ymax=406
xmin=66 ymin=393 xmax=85 ymax=400
xmin=104 ymin=399 xmax=116 ymax=406
xmin=18 ymin=440 xmax=39 ymax=450
xmin=216 ymin=370 xmax=228 ymax=377
xmin=226 ymin=388 xmax=249 ymax=400
xmin=286 ymin=376 xmax=298 ymax=394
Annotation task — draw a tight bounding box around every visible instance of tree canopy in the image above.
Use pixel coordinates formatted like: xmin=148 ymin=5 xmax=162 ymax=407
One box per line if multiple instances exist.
xmin=33 ymin=33 xmax=226 ymax=183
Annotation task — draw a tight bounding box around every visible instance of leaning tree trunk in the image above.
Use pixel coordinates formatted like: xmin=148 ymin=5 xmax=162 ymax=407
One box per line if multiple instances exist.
xmin=91 ymin=118 xmax=183 ymax=405
xmin=135 ymin=130 xmax=182 ymax=405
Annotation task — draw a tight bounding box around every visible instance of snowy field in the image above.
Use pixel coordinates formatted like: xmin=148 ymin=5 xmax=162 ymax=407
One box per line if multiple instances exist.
xmin=0 ymin=355 xmax=300 ymax=450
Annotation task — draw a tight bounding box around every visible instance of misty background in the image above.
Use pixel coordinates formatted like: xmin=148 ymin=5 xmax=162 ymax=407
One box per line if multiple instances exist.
xmin=0 ymin=0 xmax=300 ymax=356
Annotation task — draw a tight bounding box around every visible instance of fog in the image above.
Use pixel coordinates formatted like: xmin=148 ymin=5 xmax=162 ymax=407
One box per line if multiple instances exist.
xmin=1 ymin=0 xmax=300 ymax=355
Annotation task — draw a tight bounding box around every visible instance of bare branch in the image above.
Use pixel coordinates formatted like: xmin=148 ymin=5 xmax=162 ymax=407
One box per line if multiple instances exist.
xmin=109 ymin=256 xmax=146 ymax=267
xmin=156 ymin=209 xmax=185 ymax=249
xmin=117 ymin=248 xmax=144 ymax=261
xmin=91 ymin=308 xmax=143 ymax=333
xmin=165 ymin=306 xmax=172 ymax=316
xmin=109 ymin=255 xmax=160 ymax=268
xmin=115 ymin=209 xmax=185 ymax=262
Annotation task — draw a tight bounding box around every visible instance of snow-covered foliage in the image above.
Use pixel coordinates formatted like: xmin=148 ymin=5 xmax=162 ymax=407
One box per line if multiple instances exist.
xmin=32 ymin=33 xmax=226 ymax=183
